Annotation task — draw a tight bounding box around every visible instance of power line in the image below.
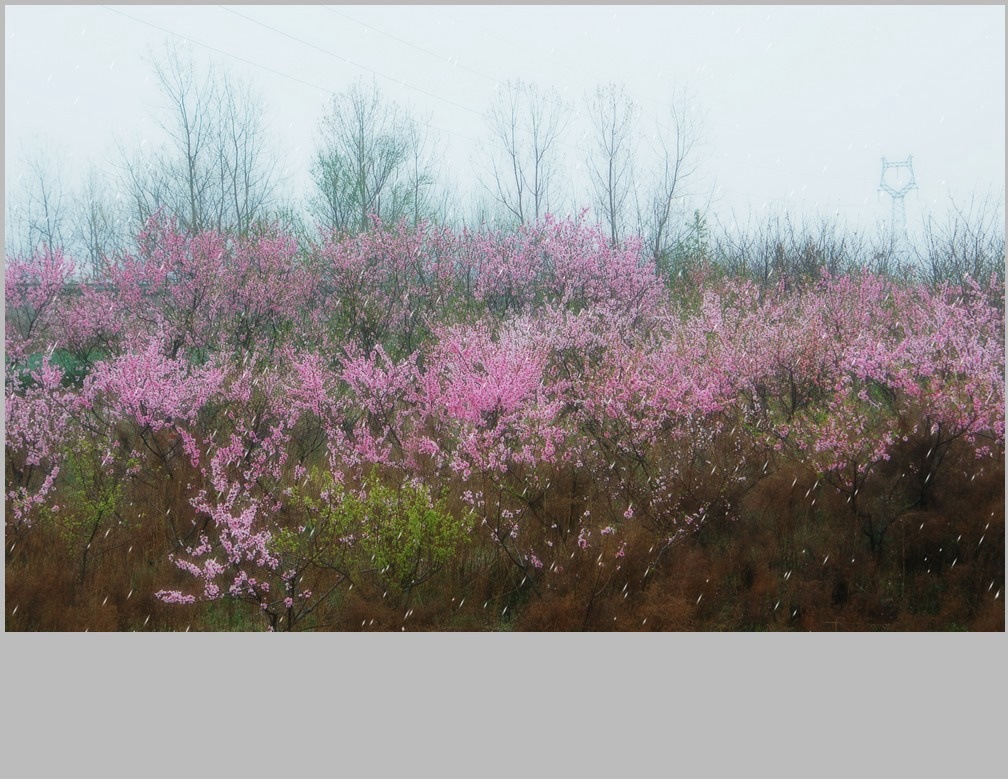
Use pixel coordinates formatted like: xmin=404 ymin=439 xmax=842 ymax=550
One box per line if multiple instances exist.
xmin=320 ymin=5 xmax=583 ymax=119
xmin=718 ymin=152 xmax=866 ymax=183
xmin=100 ymin=5 xmax=729 ymax=209
xmin=220 ymin=5 xmax=486 ymax=120
xmin=102 ymin=5 xmax=479 ymax=144
xmin=102 ymin=6 xmax=334 ymax=96
xmin=220 ymin=6 xmax=586 ymax=159
xmin=112 ymin=3 xmax=662 ymax=165
xmin=321 ymin=5 xmax=501 ymax=87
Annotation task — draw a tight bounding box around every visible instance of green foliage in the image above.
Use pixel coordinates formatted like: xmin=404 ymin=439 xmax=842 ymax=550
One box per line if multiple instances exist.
xmin=354 ymin=477 xmax=467 ymax=591
xmin=38 ymin=436 xmax=135 ymax=581
xmin=661 ymin=209 xmax=712 ymax=288
xmin=282 ymin=468 xmax=469 ymax=595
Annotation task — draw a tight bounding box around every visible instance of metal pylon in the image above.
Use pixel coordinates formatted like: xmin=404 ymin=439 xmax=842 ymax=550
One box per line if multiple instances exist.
xmin=879 ymin=156 xmax=917 ymax=254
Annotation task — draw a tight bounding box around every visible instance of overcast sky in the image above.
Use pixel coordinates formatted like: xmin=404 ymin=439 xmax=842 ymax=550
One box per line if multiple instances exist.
xmin=4 ymin=3 xmax=1005 ymax=238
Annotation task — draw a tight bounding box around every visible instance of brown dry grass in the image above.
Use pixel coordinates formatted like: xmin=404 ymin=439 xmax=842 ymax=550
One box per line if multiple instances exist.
xmin=7 ymin=428 xmax=1004 ymax=631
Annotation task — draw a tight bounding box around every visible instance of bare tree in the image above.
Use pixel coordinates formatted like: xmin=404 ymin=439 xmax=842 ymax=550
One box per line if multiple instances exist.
xmin=401 ymin=111 xmax=449 ymax=228
xmin=634 ymin=88 xmax=706 ymax=266
xmin=708 ymin=209 xmax=876 ymax=290
xmin=584 ymin=83 xmax=638 ymax=246
xmin=117 ymin=136 xmax=169 ymax=238
xmin=72 ymin=166 xmax=128 ymax=279
xmin=118 ymin=41 xmax=281 ymax=236
xmin=150 ymin=41 xmax=218 ymax=232
xmin=916 ymin=191 xmax=1006 ymax=292
xmin=310 ymin=78 xmax=419 ymax=234
xmin=214 ymin=69 xmax=282 ymax=235
xmin=5 ymin=144 xmax=69 ymax=257
xmin=480 ymin=79 xmax=569 ymax=227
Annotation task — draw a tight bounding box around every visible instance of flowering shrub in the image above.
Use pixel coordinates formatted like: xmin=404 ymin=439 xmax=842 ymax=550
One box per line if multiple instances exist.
xmin=5 ymin=213 xmax=1004 ymax=629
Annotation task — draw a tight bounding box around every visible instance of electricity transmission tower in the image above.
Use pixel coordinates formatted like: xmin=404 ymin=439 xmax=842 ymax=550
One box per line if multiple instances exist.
xmin=879 ymin=156 xmax=917 ymax=254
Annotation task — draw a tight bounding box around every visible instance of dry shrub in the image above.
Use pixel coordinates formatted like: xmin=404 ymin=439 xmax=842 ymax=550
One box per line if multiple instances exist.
xmin=516 ymin=592 xmax=583 ymax=631
xmin=329 ymin=587 xmax=401 ymax=631
xmin=7 ymin=427 xmax=1002 ymax=630
xmin=6 ymin=529 xmax=78 ymax=631
xmin=631 ymin=585 xmax=697 ymax=631
xmin=969 ymin=594 xmax=1006 ymax=632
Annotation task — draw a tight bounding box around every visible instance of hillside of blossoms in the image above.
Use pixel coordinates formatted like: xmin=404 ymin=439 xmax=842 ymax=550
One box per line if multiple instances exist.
xmin=5 ymin=213 xmax=1004 ymax=631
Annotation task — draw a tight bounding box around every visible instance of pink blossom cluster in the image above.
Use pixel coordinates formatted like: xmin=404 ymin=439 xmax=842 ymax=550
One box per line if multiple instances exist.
xmin=5 ymin=214 xmax=1003 ymax=621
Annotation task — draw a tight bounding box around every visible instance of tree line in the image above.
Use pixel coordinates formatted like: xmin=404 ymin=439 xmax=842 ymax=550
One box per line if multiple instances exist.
xmin=5 ymin=40 xmax=1005 ymax=293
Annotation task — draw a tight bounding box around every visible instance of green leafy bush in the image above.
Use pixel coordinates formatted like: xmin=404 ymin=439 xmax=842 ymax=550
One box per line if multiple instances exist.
xmin=284 ymin=469 xmax=468 ymax=597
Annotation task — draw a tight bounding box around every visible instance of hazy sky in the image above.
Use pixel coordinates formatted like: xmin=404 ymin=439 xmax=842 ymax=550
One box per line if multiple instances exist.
xmin=4 ymin=3 xmax=1005 ymax=236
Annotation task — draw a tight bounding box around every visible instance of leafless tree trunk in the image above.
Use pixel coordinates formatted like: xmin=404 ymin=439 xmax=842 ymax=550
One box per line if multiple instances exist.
xmin=151 ymin=41 xmax=217 ymax=233
xmin=584 ymin=83 xmax=638 ymax=246
xmin=311 ymin=78 xmax=418 ymax=234
xmin=5 ymin=145 xmax=68 ymax=257
xmin=73 ymin=166 xmax=127 ymax=279
xmin=118 ymin=41 xmax=280 ymax=237
xmin=215 ymin=70 xmax=281 ymax=235
xmin=403 ymin=113 xmax=445 ymax=227
xmin=916 ymin=191 xmax=1006 ymax=292
xmin=634 ymin=88 xmax=705 ymax=265
xmin=480 ymin=79 xmax=569 ymax=227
